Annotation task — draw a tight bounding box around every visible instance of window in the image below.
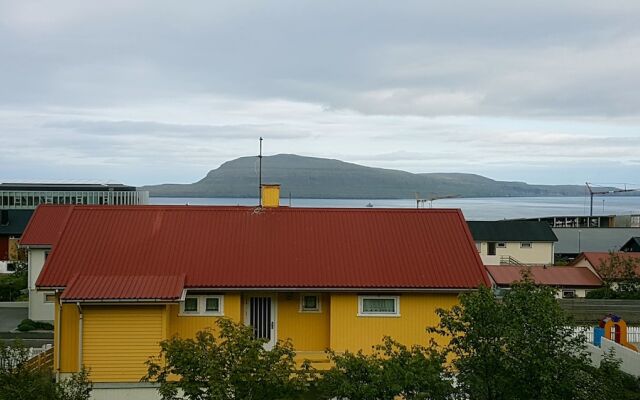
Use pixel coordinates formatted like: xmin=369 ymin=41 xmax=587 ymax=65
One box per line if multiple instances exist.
xmin=520 ymin=242 xmax=532 ymax=249
xmin=488 ymin=242 xmax=496 ymax=255
xmin=180 ymin=294 xmax=224 ymax=316
xmin=0 ymin=210 xmax=8 ymax=226
xmin=358 ymin=295 xmax=400 ymax=317
xmin=6 ymin=263 xmax=16 ymax=272
xmin=497 ymin=242 xmax=507 ymax=248
xmin=475 ymin=242 xmax=481 ymax=253
xmin=205 ymin=297 xmax=220 ymax=312
xmin=44 ymin=293 xmax=56 ymax=303
xmin=562 ymin=289 xmax=576 ymax=299
xmin=300 ymin=294 xmax=320 ymax=312
xmin=183 ymin=297 xmax=198 ymax=313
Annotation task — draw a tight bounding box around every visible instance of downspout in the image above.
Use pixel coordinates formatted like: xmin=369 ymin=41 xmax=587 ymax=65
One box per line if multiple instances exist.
xmin=76 ymin=302 xmax=83 ymax=372
xmin=55 ymin=290 xmax=62 ymax=382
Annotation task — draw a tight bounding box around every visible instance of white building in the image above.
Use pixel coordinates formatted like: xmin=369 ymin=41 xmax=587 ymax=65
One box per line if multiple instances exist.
xmin=468 ymin=220 xmax=557 ymax=265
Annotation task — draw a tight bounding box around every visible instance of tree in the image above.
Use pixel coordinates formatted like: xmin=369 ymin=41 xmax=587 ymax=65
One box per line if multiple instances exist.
xmin=318 ymin=336 xmax=453 ymax=400
xmin=430 ymin=279 xmax=615 ymax=400
xmin=144 ymin=318 xmax=309 ymax=400
xmin=0 ymin=340 xmax=92 ymax=400
xmin=0 ymin=261 xmax=28 ymax=301
xmin=587 ymin=252 xmax=640 ymax=299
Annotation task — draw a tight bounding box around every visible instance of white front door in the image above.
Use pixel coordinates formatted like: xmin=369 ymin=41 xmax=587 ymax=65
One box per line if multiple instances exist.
xmin=244 ymin=295 xmax=277 ymax=349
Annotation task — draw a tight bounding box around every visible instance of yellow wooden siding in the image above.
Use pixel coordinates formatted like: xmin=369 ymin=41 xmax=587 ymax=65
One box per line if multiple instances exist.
xmin=169 ymin=293 xmax=242 ymax=338
xmin=277 ymin=293 xmax=330 ymax=351
xmin=57 ymin=302 xmax=79 ymax=372
xmin=82 ymin=306 xmax=164 ymax=382
xmin=329 ymin=293 xmax=458 ymax=352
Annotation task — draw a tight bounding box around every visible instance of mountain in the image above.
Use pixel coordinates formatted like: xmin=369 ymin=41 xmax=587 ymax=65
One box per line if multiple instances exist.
xmin=143 ymin=154 xmax=606 ymax=199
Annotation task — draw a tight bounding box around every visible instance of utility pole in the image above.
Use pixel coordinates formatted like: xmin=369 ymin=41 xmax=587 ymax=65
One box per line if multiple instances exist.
xmin=258 ymin=137 xmax=263 ymax=207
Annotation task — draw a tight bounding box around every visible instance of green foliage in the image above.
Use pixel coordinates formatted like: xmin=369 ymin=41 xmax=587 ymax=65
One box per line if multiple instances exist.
xmin=0 ymin=261 xmax=28 ymax=302
xmin=319 ymin=336 xmax=452 ymax=400
xmin=430 ymin=279 xmax=627 ymax=400
xmin=595 ymin=252 xmax=640 ymax=298
xmin=17 ymin=319 xmax=54 ymax=332
xmin=585 ymin=349 xmax=640 ymax=399
xmin=0 ymin=341 xmax=92 ymax=400
xmin=56 ymin=367 xmax=93 ymax=400
xmin=144 ymin=318 xmax=309 ymax=400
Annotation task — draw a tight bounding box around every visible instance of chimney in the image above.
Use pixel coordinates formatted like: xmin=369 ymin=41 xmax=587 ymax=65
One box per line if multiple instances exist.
xmin=261 ymin=184 xmax=280 ymax=208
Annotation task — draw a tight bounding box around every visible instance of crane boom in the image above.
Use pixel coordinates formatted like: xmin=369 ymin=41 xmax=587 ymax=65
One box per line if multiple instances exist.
xmin=585 ymin=182 xmax=639 ymax=216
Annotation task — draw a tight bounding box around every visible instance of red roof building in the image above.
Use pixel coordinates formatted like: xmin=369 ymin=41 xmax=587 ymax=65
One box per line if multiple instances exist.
xmin=486 ymin=265 xmax=602 ymax=288
xmin=33 ymin=205 xmax=490 ymax=299
xmin=570 ymin=251 xmax=640 ymax=279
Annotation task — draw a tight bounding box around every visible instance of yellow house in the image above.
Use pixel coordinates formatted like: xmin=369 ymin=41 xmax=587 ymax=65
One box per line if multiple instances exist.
xmin=28 ymin=189 xmax=489 ymax=400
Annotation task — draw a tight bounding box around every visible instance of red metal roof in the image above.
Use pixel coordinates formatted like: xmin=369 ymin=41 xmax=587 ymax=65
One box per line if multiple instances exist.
xmin=61 ymin=274 xmax=185 ymax=301
xmin=35 ymin=206 xmax=490 ymax=297
xmin=486 ymin=265 xmax=602 ymax=287
xmin=571 ymin=252 xmax=640 ymax=276
xmin=20 ymin=205 xmax=74 ymax=246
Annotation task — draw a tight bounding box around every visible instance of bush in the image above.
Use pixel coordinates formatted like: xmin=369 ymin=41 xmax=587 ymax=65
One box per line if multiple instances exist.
xmin=318 ymin=337 xmax=452 ymax=400
xmin=17 ymin=319 xmax=54 ymax=332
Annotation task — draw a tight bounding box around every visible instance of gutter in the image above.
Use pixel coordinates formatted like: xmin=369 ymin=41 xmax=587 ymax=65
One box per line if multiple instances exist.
xmin=55 ymin=290 xmax=61 ymax=382
xmin=76 ymin=302 xmax=83 ymax=372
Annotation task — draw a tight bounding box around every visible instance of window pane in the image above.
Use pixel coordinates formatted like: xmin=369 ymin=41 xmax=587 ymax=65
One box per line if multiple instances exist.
xmin=184 ymin=297 xmax=198 ymax=312
xmin=362 ymin=298 xmax=395 ymax=313
xmin=205 ymin=297 xmax=219 ymax=312
xmin=302 ymin=295 xmax=318 ymax=310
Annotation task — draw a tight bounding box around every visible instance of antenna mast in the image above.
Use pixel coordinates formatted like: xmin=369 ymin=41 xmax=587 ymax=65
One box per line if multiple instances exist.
xmin=258 ymin=137 xmax=263 ymax=207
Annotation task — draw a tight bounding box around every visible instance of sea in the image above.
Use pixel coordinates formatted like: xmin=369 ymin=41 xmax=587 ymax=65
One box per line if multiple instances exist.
xmin=150 ymin=196 xmax=640 ymax=221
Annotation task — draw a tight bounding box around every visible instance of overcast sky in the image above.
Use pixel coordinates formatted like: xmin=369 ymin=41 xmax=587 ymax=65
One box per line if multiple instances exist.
xmin=1 ymin=1 xmax=639 ymax=187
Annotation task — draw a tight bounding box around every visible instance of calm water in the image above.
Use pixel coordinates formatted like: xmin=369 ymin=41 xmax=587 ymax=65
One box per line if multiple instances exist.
xmin=150 ymin=196 xmax=640 ymax=220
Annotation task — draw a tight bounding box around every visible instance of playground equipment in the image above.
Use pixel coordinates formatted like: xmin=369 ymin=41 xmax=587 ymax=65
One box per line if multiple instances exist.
xmin=594 ymin=314 xmax=638 ymax=352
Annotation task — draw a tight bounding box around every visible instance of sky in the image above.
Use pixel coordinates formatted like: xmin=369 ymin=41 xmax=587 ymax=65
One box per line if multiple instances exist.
xmin=0 ymin=1 xmax=639 ymax=187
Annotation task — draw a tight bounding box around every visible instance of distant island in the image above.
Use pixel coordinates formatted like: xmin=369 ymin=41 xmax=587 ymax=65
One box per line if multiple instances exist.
xmin=143 ymin=154 xmax=619 ymax=199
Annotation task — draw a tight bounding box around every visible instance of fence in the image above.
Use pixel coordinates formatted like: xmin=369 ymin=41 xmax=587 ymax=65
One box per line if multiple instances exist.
xmin=573 ymin=326 xmax=640 ymax=344
xmin=1 ymin=344 xmax=53 ymax=371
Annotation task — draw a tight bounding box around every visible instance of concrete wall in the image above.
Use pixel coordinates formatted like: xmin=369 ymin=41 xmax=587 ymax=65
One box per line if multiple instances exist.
xmin=28 ymin=248 xmax=54 ymax=322
xmin=477 ymin=241 xmax=554 ymax=265
xmin=586 ymin=337 xmax=640 ymax=377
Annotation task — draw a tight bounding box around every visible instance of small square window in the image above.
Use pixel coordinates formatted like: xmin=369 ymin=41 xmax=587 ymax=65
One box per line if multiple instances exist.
xmin=205 ymin=297 xmax=220 ymax=312
xmin=520 ymin=242 xmax=532 ymax=249
xmin=184 ymin=297 xmax=198 ymax=312
xmin=562 ymin=290 xmax=576 ymax=299
xmin=497 ymin=242 xmax=507 ymax=248
xmin=359 ymin=296 xmax=399 ymax=316
xmin=44 ymin=293 xmax=56 ymax=303
xmin=300 ymin=295 xmax=320 ymax=312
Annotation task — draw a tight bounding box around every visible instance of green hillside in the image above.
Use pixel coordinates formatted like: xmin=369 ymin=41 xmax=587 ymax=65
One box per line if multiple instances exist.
xmin=143 ymin=154 xmax=598 ymax=199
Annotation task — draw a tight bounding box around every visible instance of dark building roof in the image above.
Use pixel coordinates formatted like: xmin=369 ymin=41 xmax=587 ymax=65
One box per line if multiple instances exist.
xmin=0 ymin=182 xmax=136 ymax=192
xmin=0 ymin=210 xmax=34 ymax=235
xmin=467 ymin=220 xmax=558 ymax=242
xmin=33 ymin=205 xmax=491 ymax=299
xmin=621 ymin=237 xmax=640 ymax=253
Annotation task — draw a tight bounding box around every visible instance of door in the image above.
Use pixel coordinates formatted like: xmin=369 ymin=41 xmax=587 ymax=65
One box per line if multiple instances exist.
xmin=244 ymin=295 xmax=277 ymax=349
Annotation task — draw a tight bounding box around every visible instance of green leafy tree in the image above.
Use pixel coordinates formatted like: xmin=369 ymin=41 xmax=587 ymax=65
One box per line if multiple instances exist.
xmin=144 ymin=318 xmax=309 ymax=400
xmin=318 ymin=336 xmax=452 ymax=400
xmin=587 ymin=252 xmax=640 ymax=299
xmin=430 ymin=278 xmax=619 ymax=400
xmin=0 ymin=261 xmax=28 ymax=301
xmin=0 ymin=340 xmax=92 ymax=400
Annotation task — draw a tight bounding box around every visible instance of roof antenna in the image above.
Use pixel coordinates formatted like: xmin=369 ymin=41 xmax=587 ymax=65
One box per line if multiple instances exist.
xmin=258 ymin=137 xmax=263 ymax=207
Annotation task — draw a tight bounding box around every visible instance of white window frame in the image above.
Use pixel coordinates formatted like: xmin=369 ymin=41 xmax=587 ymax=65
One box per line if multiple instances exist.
xmin=520 ymin=242 xmax=532 ymax=249
xmin=497 ymin=242 xmax=507 ymax=248
xmin=358 ymin=295 xmax=400 ymax=317
xmin=562 ymin=289 xmax=576 ymax=299
xmin=299 ymin=294 xmax=321 ymax=313
xmin=179 ymin=294 xmax=224 ymax=316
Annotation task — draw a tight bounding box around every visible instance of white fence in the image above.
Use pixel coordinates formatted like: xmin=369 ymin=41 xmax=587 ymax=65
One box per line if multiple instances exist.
xmin=573 ymin=326 xmax=640 ymax=344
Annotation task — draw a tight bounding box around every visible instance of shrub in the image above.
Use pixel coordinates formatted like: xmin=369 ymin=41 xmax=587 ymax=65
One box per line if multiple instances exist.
xmin=16 ymin=319 xmax=54 ymax=332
